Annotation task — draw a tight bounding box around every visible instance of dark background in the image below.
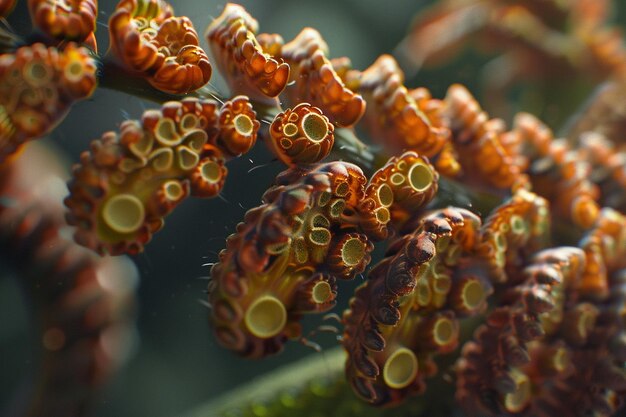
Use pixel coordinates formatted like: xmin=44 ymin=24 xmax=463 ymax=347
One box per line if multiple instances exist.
xmin=1 ymin=1 xmax=625 ymax=416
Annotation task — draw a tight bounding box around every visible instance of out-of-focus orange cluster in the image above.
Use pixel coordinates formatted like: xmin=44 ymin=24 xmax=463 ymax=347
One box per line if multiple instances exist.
xmin=0 ymin=42 xmax=96 ymax=162
xmin=0 ymin=0 xmax=16 ymax=17
xmin=0 ymin=144 xmax=137 ymax=417
xmin=28 ymin=0 xmax=98 ymax=48
xmin=1 ymin=1 xmax=625 ymax=417
xmin=398 ymin=0 xmax=626 ymax=117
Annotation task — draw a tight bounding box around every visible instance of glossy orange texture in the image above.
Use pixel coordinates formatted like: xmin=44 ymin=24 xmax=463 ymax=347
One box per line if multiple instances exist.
xmin=216 ymin=95 xmax=260 ymax=157
xmin=2 ymin=2 xmax=625 ymax=416
xmin=109 ymin=0 xmax=211 ymax=94
xmin=513 ymin=112 xmax=601 ymax=228
xmin=444 ymin=84 xmax=528 ymax=191
xmin=478 ymin=188 xmax=550 ymax=283
xmin=359 ymin=151 xmax=439 ymax=239
xmin=268 ymin=103 xmax=335 ymax=165
xmin=279 ymin=28 xmax=365 ymax=128
xmin=350 ymin=55 xmax=448 ymax=156
xmin=205 ymin=3 xmax=289 ymax=105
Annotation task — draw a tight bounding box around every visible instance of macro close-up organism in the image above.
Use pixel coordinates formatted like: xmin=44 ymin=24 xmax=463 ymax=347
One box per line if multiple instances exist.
xmin=1 ymin=1 xmax=625 ymax=416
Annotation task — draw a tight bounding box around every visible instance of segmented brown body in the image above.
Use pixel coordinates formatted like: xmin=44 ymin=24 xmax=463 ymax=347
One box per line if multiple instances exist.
xmin=0 ymin=143 xmax=137 ymax=417
xmin=513 ymin=112 xmax=601 ymax=228
xmin=478 ymin=188 xmax=551 ymax=283
xmin=343 ymin=208 xmax=488 ymax=405
xmin=578 ymin=208 xmax=626 ymax=299
xmin=457 ymin=243 xmax=626 ymax=417
xmin=444 ymin=84 xmax=528 ymax=191
xmin=358 ymin=151 xmax=439 ymax=239
xmin=348 ymin=55 xmax=450 ymax=160
xmin=208 ymin=162 xmax=375 ymax=358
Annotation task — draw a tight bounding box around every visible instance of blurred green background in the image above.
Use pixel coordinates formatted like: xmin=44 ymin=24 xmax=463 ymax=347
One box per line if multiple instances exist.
xmin=1 ymin=1 xmax=625 ymax=416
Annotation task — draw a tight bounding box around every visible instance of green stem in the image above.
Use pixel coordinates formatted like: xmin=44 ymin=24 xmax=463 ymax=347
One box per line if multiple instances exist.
xmin=179 ymin=347 xmax=456 ymax=417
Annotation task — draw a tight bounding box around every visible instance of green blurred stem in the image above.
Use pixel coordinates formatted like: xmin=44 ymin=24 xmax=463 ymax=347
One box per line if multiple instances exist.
xmin=181 ymin=349 xmax=345 ymax=417
xmin=178 ymin=347 xmax=456 ymax=417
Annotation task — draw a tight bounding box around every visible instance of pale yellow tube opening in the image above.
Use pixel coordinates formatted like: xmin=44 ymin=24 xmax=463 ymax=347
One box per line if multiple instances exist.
xmin=302 ymin=113 xmax=328 ymax=143
xmin=407 ymin=162 xmax=434 ymax=192
xmin=234 ymin=114 xmax=254 ymax=136
xmin=102 ymin=194 xmax=145 ymax=234
xmin=504 ymin=371 xmax=531 ymax=413
xmin=245 ymin=295 xmax=287 ymax=339
xmin=383 ymin=347 xmax=418 ymax=389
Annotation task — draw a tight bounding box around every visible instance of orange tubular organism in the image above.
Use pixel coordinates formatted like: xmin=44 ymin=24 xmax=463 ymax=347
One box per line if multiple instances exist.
xmin=347 ymin=55 xmax=449 ymax=159
xmin=443 ymin=84 xmax=528 ymax=191
xmin=268 ymin=103 xmax=335 ymax=165
xmin=0 ymin=43 xmax=97 ymax=162
xmin=578 ymin=208 xmax=626 ymax=299
xmin=65 ymin=98 xmax=227 ymax=255
xmin=278 ymin=28 xmax=365 ymax=128
xmin=457 ymin=247 xmax=587 ymax=417
xmin=28 ymin=0 xmax=98 ymax=45
xmin=205 ymin=3 xmax=289 ymax=105
xmin=215 ymin=95 xmax=260 ymax=157
xmin=343 ymin=208 xmax=489 ymax=405
xmin=478 ymin=188 xmax=551 ymax=283
xmin=513 ymin=112 xmax=601 ymax=228
xmin=208 ymin=162 xmax=374 ymax=358
xmin=2 ymin=2 xmax=626 ymax=416
xmin=358 ymin=151 xmax=439 ymax=239
xmin=109 ymin=0 xmax=211 ymax=94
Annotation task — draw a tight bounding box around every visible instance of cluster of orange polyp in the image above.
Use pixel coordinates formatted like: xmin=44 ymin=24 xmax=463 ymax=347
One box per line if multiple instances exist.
xmin=207 ymin=151 xmax=440 ymax=357
xmin=343 ymin=207 xmax=488 ymax=405
xmin=3 ymin=1 xmax=626 ymax=416
xmin=65 ymin=96 xmax=259 ymax=255
xmin=0 ymin=144 xmax=136 ymax=417
xmin=399 ymin=0 xmax=626 ymax=107
xmin=342 ymin=185 xmax=553 ymax=406
xmin=109 ymin=0 xmax=212 ymax=94
xmin=0 ymin=42 xmax=97 ymax=161
xmin=336 ymin=56 xmax=524 ymax=191
xmin=514 ymin=113 xmax=626 ymax=225
xmin=457 ymin=213 xmax=626 ymax=417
